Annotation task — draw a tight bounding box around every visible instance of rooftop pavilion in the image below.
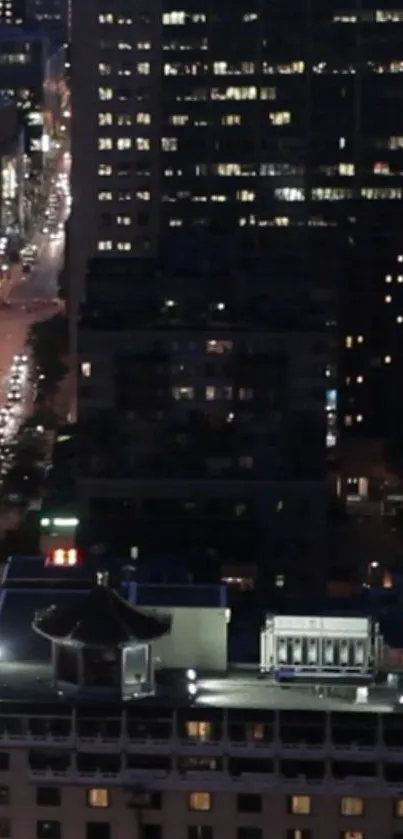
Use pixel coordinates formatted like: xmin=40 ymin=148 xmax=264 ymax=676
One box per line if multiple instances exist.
xmin=0 ymin=554 xmax=402 ymax=714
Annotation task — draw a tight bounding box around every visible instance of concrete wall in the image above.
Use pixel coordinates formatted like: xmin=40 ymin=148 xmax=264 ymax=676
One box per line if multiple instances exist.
xmin=149 ymin=606 xmax=227 ymax=672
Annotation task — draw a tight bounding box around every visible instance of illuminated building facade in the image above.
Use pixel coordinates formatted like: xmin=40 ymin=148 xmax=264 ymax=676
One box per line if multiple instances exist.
xmin=72 ymin=255 xmax=329 ymax=594
xmin=70 ymin=0 xmax=403 ymax=439
xmin=0 ymin=565 xmax=402 ymax=839
xmin=0 ymin=28 xmax=64 ymax=174
xmin=0 ymin=97 xmax=24 ymax=239
xmin=27 ymin=0 xmax=69 ymax=42
xmin=0 ymin=0 xmax=25 ymax=25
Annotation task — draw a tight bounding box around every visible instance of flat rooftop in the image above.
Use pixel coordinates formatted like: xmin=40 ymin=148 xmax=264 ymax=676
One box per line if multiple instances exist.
xmin=0 ymin=567 xmax=400 ymax=713
xmin=0 ymin=663 xmax=397 ymax=714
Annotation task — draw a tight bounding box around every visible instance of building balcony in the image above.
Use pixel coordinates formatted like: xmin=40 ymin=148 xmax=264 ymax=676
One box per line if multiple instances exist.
xmin=27 ymin=764 xmax=403 ymax=794
xmin=225 ymin=738 xmax=276 ymax=758
xmin=0 ymin=730 xmax=73 ymax=747
xmin=2 ymin=725 xmax=393 ymax=757
xmin=28 ymin=766 xmax=122 ymax=785
xmin=75 ymin=734 xmax=172 ymax=755
xmin=176 ymin=738 xmax=222 ymax=756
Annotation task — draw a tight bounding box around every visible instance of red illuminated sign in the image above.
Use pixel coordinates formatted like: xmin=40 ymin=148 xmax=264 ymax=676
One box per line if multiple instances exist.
xmin=46 ymin=548 xmax=79 ymax=567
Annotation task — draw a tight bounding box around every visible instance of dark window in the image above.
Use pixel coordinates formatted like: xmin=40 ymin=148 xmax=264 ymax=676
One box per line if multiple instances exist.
xmin=143 ymin=828 xmax=162 ymax=839
xmin=36 ymin=789 xmax=61 ymax=807
xmin=149 ymin=793 xmax=161 ymax=810
xmin=237 ymin=830 xmax=262 ymax=839
xmin=236 ymin=794 xmax=261 ymax=813
xmin=0 ymin=788 xmax=9 ymax=806
xmin=0 ymin=756 xmax=9 ymax=772
xmin=188 ymin=828 xmax=213 ymax=839
xmin=0 ymin=820 xmax=10 ymax=839
xmin=86 ymin=824 xmax=110 ymax=839
xmin=36 ymin=823 xmax=61 ymax=839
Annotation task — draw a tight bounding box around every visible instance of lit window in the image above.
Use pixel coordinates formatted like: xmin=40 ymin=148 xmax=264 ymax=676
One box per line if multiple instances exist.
xmin=117 ymin=115 xmax=132 ymax=126
xmin=163 ymin=11 xmax=186 ymax=24
xmin=162 ymin=137 xmax=178 ymax=151
xmin=395 ymin=799 xmax=403 ymax=817
xmin=137 ymin=42 xmax=151 ymax=49
xmin=205 ymin=386 xmax=217 ymax=400
xmin=98 ymin=192 xmax=112 ymax=201
xmin=344 ymin=415 xmax=352 ymax=426
xmin=98 ymin=138 xmax=112 ymax=150
xmin=237 ymin=190 xmax=255 ymax=202
xmin=345 ymin=335 xmax=353 ymax=348
xmin=206 ymin=340 xmax=233 ymax=354
xmin=136 ymin=112 xmax=151 ymax=124
xmin=99 ymin=13 xmax=113 ymax=23
xmin=397 ymin=316 xmax=403 ymax=324
xmin=117 ymin=215 xmax=131 ymax=226
xmin=117 ymin=137 xmax=132 ymax=149
xmin=188 ymin=792 xmax=211 ymax=811
xmin=340 ymin=797 xmax=364 ymax=817
xmin=356 ymin=414 xmax=363 ymax=423
xmin=98 ymin=87 xmax=113 ymax=100
xmin=356 ymin=375 xmax=363 ymax=383
xmin=385 ymin=295 xmax=392 ymax=303
xmin=385 ymin=274 xmax=392 ymax=283
xmin=289 ymin=795 xmax=311 ymax=815
xmin=98 ymin=112 xmax=112 ymax=126
xmin=81 ymin=362 xmax=91 ymax=378
xmin=385 ymin=355 xmax=392 ymax=363
xmin=98 ymin=164 xmax=112 ymax=176
xmin=261 ymin=86 xmax=276 ymax=100
xmin=357 ymin=335 xmax=364 ymax=343
xmin=97 ymin=240 xmax=112 ymax=251
xmin=87 ymin=789 xmax=110 ymax=808
xmin=172 ymin=386 xmax=194 ymax=400
xmin=136 ymin=138 xmax=150 ymax=150
xmin=137 ymin=62 xmax=150 ymax=74
xmin=269 ymin=111 xmax=291 ymax=125
xmin=170 ymin=114 xmax=188 ymax=126
xmin=186 ymin=721 xmax=212 ymax=740
xmin=339 ymin=163 xmax=355 ymax=176
xmin=221 ymin=114 xmax=241 ymax=125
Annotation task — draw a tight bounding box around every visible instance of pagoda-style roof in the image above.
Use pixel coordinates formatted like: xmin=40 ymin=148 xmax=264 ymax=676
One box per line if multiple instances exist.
xmin=32 ymin=573 xmax=171 ymax=646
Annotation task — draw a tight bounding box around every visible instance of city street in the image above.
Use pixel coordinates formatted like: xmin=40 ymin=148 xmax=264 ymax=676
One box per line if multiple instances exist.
xmin=0 ymin=154 xmax=70 ymax=493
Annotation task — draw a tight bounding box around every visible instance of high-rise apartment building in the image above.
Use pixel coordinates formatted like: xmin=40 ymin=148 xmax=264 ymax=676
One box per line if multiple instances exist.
xmin=0 ymin=0 xmax=25 ymax=25
xmin=72 ymin=252 xmax=328 ymax=591
xmin=0 ymin=558 xmax=402 ymax=839
xmin=70 ymin=0 xmax=403 ymax=439
xmin=27 ymin=0 xmax=69 ymax=42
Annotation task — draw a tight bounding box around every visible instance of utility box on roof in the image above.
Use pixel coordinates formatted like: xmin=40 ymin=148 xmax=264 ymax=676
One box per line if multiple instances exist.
xmin=260 ymin=614 xmax=382 ymax=680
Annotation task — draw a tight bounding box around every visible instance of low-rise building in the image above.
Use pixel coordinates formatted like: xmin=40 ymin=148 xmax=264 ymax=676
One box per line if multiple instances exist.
xmin=0 ymin=559 xmax=401 ymax=839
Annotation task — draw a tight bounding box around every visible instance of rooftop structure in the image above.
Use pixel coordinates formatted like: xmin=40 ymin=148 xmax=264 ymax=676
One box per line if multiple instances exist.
xmin=0 ymin=563 xmax=402 ymax=838
xmin=0 ymin=558 xmax=400 ymax=713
